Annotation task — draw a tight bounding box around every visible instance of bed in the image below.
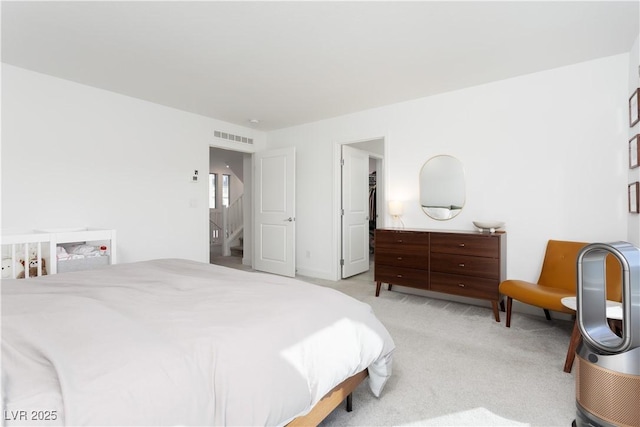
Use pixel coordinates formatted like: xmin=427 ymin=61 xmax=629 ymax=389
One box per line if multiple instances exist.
xmin=1 ymin=258 xmax=395 ymax=426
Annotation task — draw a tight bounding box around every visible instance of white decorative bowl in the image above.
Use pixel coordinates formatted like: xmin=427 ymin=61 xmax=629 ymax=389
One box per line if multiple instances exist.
xmin=473 ymin=221 xmax=505 ymax=232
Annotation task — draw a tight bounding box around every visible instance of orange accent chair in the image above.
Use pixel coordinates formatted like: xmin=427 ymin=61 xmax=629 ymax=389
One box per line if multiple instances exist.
xmin=499 ymin=239 xmax=622 ymax=328
xmin=500 ymin=239 xmax=623 ymax=373
xmin=500 ymin=240 xmax=588 ymax=327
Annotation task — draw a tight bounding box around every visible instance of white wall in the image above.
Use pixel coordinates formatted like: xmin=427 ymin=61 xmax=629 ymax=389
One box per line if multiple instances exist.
xmin=1 ymin=64 xmax=266 ymax=263
xmin=2 ymin=51 xmax=632 ymax=301
xmin=267 ymin=54 xmax=630 ymax=289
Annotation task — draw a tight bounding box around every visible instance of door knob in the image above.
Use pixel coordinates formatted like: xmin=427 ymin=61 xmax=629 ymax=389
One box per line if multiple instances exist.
xmin=284 ymin=217 xmax=294 ymax=222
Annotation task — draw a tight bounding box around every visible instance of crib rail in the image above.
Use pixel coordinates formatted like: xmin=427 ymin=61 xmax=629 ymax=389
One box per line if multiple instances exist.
xmin=1 ymin=232 xmax=55 ymax=278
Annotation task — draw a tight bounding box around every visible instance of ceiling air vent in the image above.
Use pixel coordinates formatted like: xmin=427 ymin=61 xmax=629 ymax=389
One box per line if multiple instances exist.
xmin=214 ymin=130 xmax=253 ymax=144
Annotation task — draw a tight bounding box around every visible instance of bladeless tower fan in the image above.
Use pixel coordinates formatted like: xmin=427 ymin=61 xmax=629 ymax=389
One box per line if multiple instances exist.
xmin=574 ymin=242 xmax=640 ymax=427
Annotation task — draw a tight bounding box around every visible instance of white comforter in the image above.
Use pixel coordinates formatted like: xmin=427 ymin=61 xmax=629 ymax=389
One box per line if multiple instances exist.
xmin=1 ymin=259 xmax=394 ymax=426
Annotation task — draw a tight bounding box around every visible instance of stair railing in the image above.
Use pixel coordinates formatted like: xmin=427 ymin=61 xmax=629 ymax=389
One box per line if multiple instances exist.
xmin=209 ymin=211 xmax=222 ymax=246
xmin=216 ymin=195 xmax=244 ymax=256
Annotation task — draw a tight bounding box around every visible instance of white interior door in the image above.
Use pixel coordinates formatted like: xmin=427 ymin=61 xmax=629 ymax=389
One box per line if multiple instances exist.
xmin=253 ymin=147 xmax=296 ymax=277
xmin=341 ymin=145 xmax=370 ymax=278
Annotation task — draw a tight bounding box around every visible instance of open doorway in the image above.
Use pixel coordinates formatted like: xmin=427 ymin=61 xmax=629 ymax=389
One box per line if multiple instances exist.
xmin=340 ymin=138 xmax=384 ymax=280
xmin=209 ymin=147 xmax=252 ymax=270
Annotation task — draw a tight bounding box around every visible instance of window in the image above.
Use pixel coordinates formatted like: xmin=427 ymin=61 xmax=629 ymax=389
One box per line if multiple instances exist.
xmin=209 ymin=173 xmax=217 ymax=209
xmin=222 ymin=174 xmax=230 ymax=207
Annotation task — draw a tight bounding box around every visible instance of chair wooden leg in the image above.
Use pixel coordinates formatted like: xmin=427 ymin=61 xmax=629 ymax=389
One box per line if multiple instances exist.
xmin=564 ymin=320 xmax=581 ymax=373
xmin=543 ymin=309 xmax=551 ymax=320
xmin=505 ymin=297 xmax=512 ymax=327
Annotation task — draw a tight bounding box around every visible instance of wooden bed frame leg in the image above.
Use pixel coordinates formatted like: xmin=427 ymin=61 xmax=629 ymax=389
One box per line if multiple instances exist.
xmin=286 ymin=369 xmax=368 ymax=426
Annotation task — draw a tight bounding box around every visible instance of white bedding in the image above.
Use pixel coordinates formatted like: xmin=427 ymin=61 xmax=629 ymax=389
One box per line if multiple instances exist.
xmin=1 ymin=259 xmax=395 ymax=426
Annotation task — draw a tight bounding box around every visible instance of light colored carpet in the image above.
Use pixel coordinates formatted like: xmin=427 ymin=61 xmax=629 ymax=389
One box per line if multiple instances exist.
xmin=210 ymin=256 xmax=576 ymax=426
xmin=400 ymin=407 xmax=529 ymax=426
xmin=301 ymin=270 xmax=576 ymax=427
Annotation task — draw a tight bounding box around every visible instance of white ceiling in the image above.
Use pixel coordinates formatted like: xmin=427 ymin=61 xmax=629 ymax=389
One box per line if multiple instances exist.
xmin=2 ymin=1 xmax=638 ymax=131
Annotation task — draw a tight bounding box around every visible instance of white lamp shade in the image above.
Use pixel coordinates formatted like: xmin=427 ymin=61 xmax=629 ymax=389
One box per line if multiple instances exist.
xmin=388 ymin=200 xmax=404 ymax=216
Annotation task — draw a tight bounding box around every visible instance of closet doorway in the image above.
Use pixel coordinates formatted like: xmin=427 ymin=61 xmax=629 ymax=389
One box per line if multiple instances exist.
xmin=340 ymin=138 xmax=384 ymax=279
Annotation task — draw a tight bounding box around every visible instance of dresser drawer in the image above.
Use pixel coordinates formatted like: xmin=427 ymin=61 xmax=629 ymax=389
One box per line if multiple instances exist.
xmin=430 ymin=272 xmax=499 ymax=300
xmin=375 ymin=264 xmax=428 ymax=289
xmin=430 ymin=252 xmax=499 ymax=279
xmin=375 ymin=230 xmax=429 ymax=250
xmin=430 ymin=232 xmax=500 ymax=257
xmin=376 ymin=250 xmax=428 ymax=270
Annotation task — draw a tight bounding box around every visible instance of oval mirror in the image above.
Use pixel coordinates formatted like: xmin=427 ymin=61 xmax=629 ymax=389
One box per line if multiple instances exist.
xmin=419 ymin=155 xmax=465 ymax=220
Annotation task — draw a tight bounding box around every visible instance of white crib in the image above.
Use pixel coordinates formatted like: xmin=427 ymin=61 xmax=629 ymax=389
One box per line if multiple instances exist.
xmin=1 ymin=231 xmax=54 ymax=278
xmin=1 ymin=228 xmax=116 ymax=278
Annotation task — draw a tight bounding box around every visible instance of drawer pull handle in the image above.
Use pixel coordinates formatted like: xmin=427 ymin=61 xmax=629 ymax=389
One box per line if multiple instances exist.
xmin=396 ymin=274 xmax=403 ymax=278
xmin=459 ymin=263 xmax=465 ymax=267
xmin=397 ymin=257 xmax=403 ymax=260
xmin=397 ymin=240 xmax=403 ymax=243
xmin=458 ymin=283 xmax=465 ymax=288
xmin=458 ymin=243 xmax=465 ymax=247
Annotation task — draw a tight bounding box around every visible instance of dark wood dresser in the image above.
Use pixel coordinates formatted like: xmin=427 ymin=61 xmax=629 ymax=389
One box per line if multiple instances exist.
xmin=374 ymin=228 xmax=506 ymax=321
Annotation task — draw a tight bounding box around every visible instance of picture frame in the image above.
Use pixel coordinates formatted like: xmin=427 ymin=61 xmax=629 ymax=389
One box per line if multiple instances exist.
xmin=629 ymin=182 xmax=639 ymax=214
xmin=630 ymin=89 xmax=640 ymax=127
xmin=630 ymin=135 xmax=640 ymax=168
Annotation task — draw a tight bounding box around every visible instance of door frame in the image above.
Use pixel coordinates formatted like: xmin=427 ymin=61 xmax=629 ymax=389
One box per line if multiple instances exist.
xmin=333 ymin=136 xmax=386 ymax=281
xmin=209 ymin=143 xmax=255 ymax=267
